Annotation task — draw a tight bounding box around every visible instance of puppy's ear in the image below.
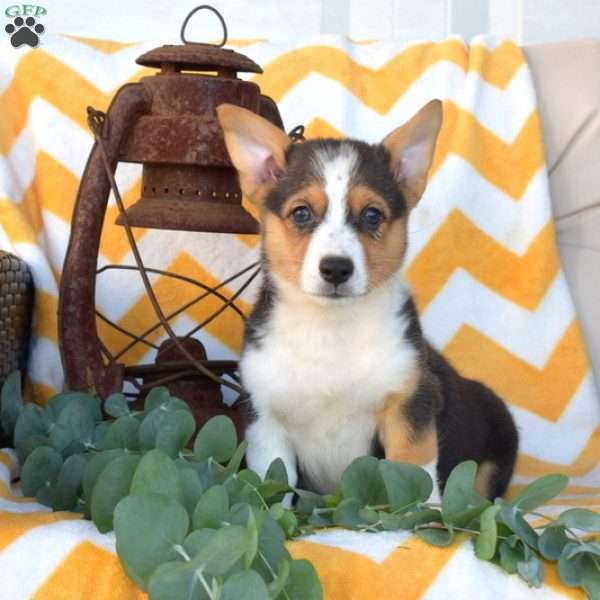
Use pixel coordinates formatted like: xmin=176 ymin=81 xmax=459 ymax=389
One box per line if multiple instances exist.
xmin=217 ymin=104 xmax=291 ymax=204
xmin=381 ymin=99 xmax=442 ymax=209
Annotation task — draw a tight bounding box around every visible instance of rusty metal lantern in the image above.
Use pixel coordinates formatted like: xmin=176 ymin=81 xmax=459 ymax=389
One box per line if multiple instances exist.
xmin=58 ymin=6 xmax=284 ymax=433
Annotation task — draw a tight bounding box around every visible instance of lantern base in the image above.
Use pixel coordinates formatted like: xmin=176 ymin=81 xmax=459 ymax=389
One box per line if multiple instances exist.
xmin=116 ymin=196 xmax=259 ymax=234
xmin=131 ymin=337 xmax=246 ymax=441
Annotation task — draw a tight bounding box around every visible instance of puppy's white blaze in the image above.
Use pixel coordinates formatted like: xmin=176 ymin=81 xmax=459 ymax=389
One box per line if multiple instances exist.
xmin=300 ymin=146 xmax=368 ymax=297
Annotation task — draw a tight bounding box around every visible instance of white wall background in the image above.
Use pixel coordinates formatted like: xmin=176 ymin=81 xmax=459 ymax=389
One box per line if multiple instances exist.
xmin=24 ymin=0 xmax=600 ymax=45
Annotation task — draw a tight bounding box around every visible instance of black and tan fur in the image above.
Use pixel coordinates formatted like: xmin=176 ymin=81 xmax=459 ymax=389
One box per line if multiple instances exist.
xmin=216 ymin=101 xmax=518 ymax=499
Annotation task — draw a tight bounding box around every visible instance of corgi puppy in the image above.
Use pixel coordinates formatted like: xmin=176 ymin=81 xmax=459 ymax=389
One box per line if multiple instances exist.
xmin=216 ymin=100 xmax=518 ymax=501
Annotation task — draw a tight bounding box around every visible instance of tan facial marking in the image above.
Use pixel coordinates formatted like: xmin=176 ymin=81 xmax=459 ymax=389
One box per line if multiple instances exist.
xmin=261 ymin=183 xmax=328 ymax=286
xmin=280 ymin=183 xmax=328 ymax=220
xmin=362 ymin=219 xmax=408 ymax=291
xmin=474 ymin=461 xmax=496 ymax=499
xmin=347 ymin=185 xmax=391 ymax=220
xmin=347 ymin=185 xmax=408 ymax=291
xmin=262 ymin=212 xmax=311 ymax=285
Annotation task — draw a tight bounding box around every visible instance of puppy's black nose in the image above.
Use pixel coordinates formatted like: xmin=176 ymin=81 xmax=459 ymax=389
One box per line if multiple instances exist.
xmin=319 ymin=256 xmax=354 ymax=286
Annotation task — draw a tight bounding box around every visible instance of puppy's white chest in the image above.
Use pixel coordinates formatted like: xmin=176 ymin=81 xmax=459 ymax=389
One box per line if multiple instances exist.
xmin=241 ymin=281 xmax=417 ymax=492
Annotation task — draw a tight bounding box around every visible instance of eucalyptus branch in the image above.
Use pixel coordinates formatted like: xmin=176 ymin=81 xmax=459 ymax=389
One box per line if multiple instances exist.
xmin=1 ymin=373 xmax=598 ymax=600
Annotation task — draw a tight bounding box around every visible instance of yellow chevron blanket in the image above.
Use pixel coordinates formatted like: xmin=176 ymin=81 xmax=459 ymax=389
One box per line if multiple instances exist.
xmin=0 ymin=33 xmax=599 ymax=599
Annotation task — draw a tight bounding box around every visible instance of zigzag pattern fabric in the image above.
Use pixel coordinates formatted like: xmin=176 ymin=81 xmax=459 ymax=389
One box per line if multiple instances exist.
xmin=0 ymin=33 xmax=598 ymax=598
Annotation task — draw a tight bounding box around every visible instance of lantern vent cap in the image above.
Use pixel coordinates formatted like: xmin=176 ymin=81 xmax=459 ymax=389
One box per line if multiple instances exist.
xmin=136 ymin=44 xmax=262 ymax=74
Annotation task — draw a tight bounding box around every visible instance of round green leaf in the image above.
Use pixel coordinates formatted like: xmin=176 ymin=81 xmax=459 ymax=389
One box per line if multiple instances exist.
xmin=276 ymin=507 xmax=298 ymax=538
xmin=222 ymin=570 xmax=269 ymax=600
xmin=269 ymin=503 xmax=285 ymax=521
xmin=178 ymin=466 xmax=204 ymax=518
xmin=267 ymin=558 xmax=291 ymax=599
xmin=499 ymin=538 xmax=524 ymax=574
xmin=265 ymin=458 xmax=288 ymax=485
xmin=512 ymin=474 xmax=568 ymax=511
xmin=557 ymin=508 xmax=600 ymax=532
xmin=114 ymin=493 xmax=190 ymax=591
xmin=538 ymin=525 xmax=569 ymax=560
xmin=396 ymin=508 xmax=443 ymax=530
xmin=50 ymin=397 xmax=97 ymax=453
xmin=138 ymin=408 xmax=167 ymax=450
xmin=378 ymin=460 xmax=432 ymax=510
xmin=583 ymin=572 xmax=600 ymax=600
xmin=333 ymin=498 xmax=362 ymax=529
xmin=1 ymin=371 xmax=22 ymax=437
xmin=155 ymin=410 xmax=196 ymax=459
xmin=359 ymin=507 xmax=380 ymax=525
xmin=254 ymin=514 xmax=291 ymax=583
xmin=187 ymin=525 xmax=248 ymax=575
xmin=104 ymin=416 xmax=140 ymax=451
xmin=517 ymin=553 xmax=544 ymax=588
xmin=295 ymin=490 xmax=326 ymax=515
xmin=475 ymin=504 xmax=501 ymax=560
xmin=14 ymin=404 xmax=50 ymax=462
xmin=17 ymin=434 xmax=50 ymax=464
xmin=192 ymin=484 xmax=229 ymax=529
xmin=130 ymin=449 xmax=183 ymax=504
xmin=147 ymin=561 xmax=205 ymax=600
xmin=415 ymin=526 xmax=454 ymax=547
xmin=224 ymin=473 xmax=261 ymax=508
xmin=221 ymin=441 xmax=248 ymax=478
xmin=238 ymin=469 xmax=262 ymax=487
xmin=284 ymin=559 xmax=323 ymax=600
xmin=193 ymin=415 xmax=237 ymax=463
xmin=496 ymin=499 xmax=538 ymax=549
xmin=564 ymin=541 xmax=600 ymax=560
xmin=104 ymin=393 xmax=130 ymax=418
xmin=373 ymin=511 xmax=399 ymax=531
xmin=91 ymin=453 xmax=140 ymax=532
xmin=257 ymin=480 xmax=291 ymax=501
xmin=341 ymin=456 xmax=387 ymax=506
xmin=21 ymin=445 xmax=63 ymax=498
xmin=441 ymin=460 xmax=477 ymax=524
xmin=244 ymin=509 xmax=259 ymax=569
xmin=35 ymin=480 xmax=56 ymax=506
xmin=46 ymin=392 xmax=102 ymax=423
xmin=82 ymin=449 xmax=125 ymax=513
xmin=93 ymin=422 xmax=111 ymax=450
xmin=183 ymin=528 xmax=215 ymax=556
xmin=143 ymin=386 xmax=170 ymax=412
xmin=558 ymin=542 xmax=599 ymax=587
xmin=53 ymin=453 xmax=86 ymax=511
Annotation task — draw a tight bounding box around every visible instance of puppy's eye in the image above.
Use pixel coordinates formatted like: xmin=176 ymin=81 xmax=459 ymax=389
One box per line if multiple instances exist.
xmin=360 ymin=206 xmax=384 ymax=231
xmin=291 ymin=205 xmax=313 ymax=226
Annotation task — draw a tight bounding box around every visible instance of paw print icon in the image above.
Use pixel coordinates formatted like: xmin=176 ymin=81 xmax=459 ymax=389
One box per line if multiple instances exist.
xmin=5 ymin=16 xmax=45 ymax=48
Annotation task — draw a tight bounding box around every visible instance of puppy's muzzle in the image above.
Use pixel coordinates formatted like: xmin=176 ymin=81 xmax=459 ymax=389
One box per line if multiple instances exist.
xmin=319 ymin=256 xmax=354 ymax=286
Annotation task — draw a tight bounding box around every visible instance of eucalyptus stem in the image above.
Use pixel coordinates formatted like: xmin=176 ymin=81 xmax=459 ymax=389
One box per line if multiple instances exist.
xmin=258 ymin=551 xmax=291 ymax=600
xmin=195 ymin=568 xmax=217 ymax=600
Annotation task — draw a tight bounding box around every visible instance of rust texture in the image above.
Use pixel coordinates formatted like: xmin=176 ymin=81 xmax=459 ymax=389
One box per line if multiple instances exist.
xmin=58 ymin=83 xmax=151 ymax=398
xmin=136 ymin=44 xmax=262 ymax=74
xmin=58 ymin=32 xmax=285 ymax=432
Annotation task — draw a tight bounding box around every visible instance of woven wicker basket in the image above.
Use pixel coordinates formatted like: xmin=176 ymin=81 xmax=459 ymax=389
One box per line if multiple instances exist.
xmin=0 ymin=251 xmax=33 ymax=383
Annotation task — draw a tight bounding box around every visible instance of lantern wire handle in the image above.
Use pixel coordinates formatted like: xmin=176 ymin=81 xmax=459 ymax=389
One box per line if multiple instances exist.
xmin=180 ymin=5 xmax=228 ymax=47
xmin=86 ymin=106 xmax=249 ymax=401
xmin=288 ymin=125 xmax=306 ymax=143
